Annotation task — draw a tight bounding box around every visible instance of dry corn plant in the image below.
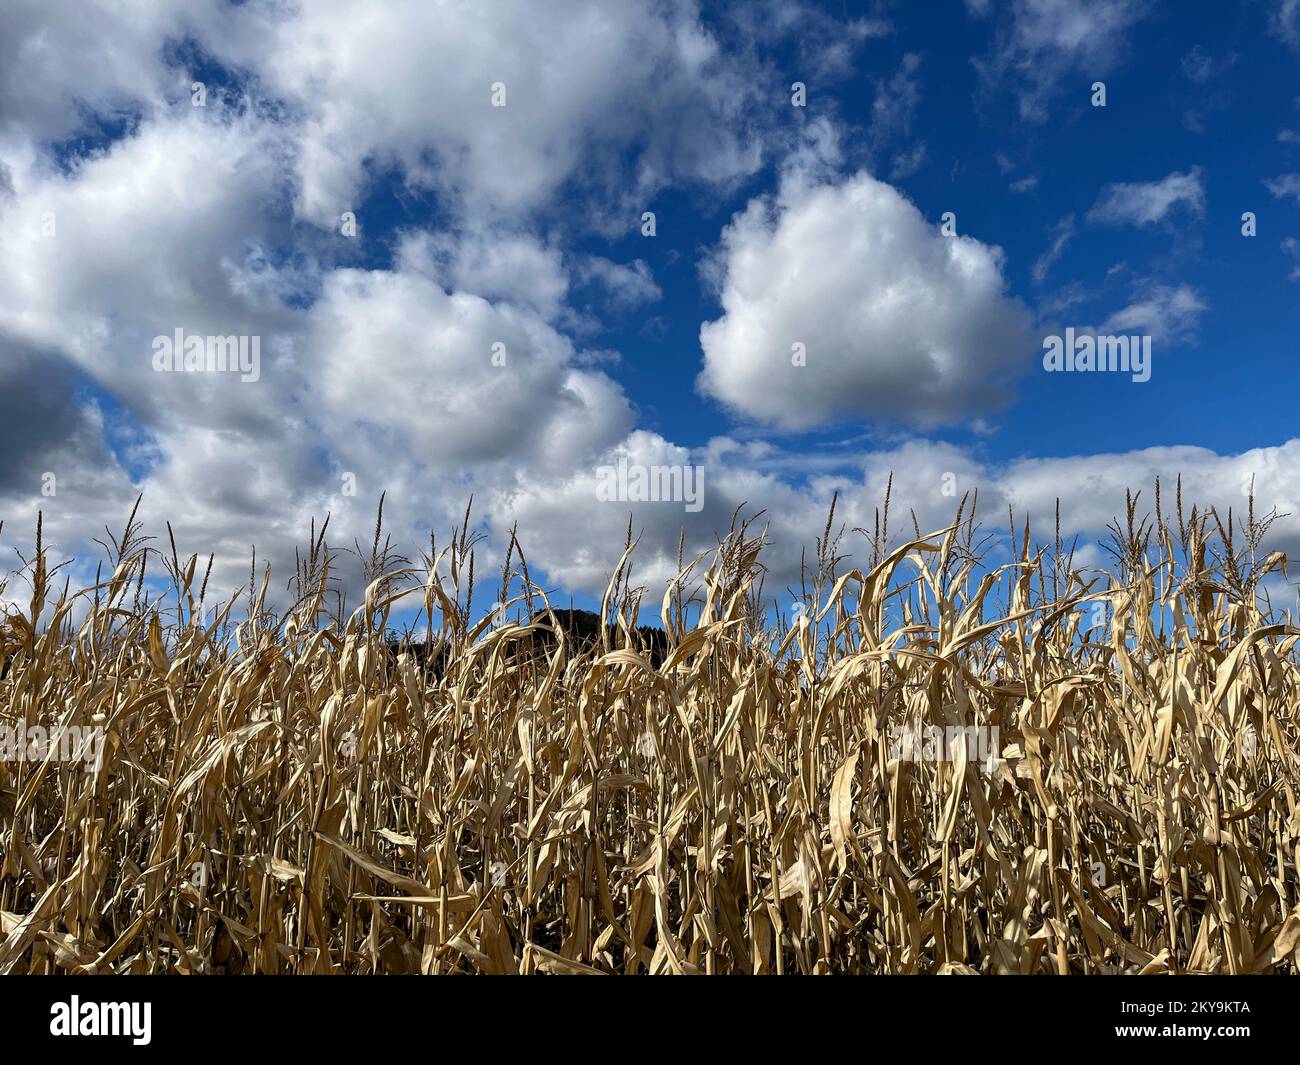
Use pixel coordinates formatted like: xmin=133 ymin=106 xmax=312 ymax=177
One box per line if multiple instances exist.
xmin=2 ymin=482 xmax=1300 ymax=975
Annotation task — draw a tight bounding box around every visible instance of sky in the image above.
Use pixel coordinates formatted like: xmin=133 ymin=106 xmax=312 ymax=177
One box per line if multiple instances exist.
xmin=2 ymin=0 xmax=1300 ymax=620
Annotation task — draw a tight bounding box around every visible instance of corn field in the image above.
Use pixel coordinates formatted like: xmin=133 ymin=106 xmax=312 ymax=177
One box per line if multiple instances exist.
xmin=2 ymin=484 xmax=1300 ymax=975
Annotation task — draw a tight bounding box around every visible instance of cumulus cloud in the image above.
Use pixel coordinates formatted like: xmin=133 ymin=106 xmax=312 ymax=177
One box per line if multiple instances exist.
xmin=200 ymin=0 xmax=771 ymax=228
xmin=0 ymin=0 xmax=192 ymax=145
xmin=1088 ymin=168 xmax=1206 ymax=227
xmin=0 ymin=0 xmax=1293 ymax=624
xmin=0 ymin=0 xmax=774 ymax=603
xmin=0 ymin=343 xmax=121 ymax=495
xmin=697 ymin=169 xmax=1035 ymax=431
xmin=0 ymin=100 xmax=635 ymax=599
xmin=2 ymin=1 xmax=778 ymax=230
xmin=484 ymin=432 xmax=1300 ymax=601
xmin=301 ymin=266 xmax=633 ymax=471
xmin=409 ymin=229 xmax=570 ymax=322
xmin=0 ymin=108 xmax=300 ymax=436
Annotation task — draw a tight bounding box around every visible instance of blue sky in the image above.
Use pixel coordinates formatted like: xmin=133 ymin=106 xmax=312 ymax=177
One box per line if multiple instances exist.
xmin=595 ymin=3 xmax=1300 ymax=461
xmin=2 ymin=0 xmax=1300 ymax=617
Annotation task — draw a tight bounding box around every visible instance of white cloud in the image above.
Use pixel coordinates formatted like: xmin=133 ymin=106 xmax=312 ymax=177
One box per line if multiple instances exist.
xmin=867 ymin=53 xmax=926 ymax=179
xmin=574 ymin=257 xmax=663 ymax=312
xmin=1088 ymin=167 xmax=1206 ymax=227
xmin=0 ymin=1 xmax=779 ymax=232
xmin=0 ymin=108 xmax=300 ymax=432
xmin=1100 ymin=283 xmax=1206 ymax=342
xmin=999 ymin=441 xmax=1300 ymax=558
xmin=405 ymin=229 xmax=570 ymax=322
xmin=1282 ymin=238 xmax=1300 ymax=281
xmin=1179 ymin=47 xmax=1237 ymax=133
xmin=697 ymin=169 xmax=1035 ymax=431
xmin=0 ymin=2 xmax=735 ymax=609
xmin=12 ymin=428 xmax=1300 ymax=614
xmin=1032 ymin=214 xmax=1076 ymax=285
xmin=1266 ymin=173 xmax=1300 ymax=206
xmin=1182 ymin=46 xmax=1216 ymax=85
xmin=0 ymin=0 xmax=193 ymax=146
xmin=868 ymin=53 xmax=923 ymax=143
xmin=970 ymin=0 xmax=1151 ymax=121
xmin=724 ymin=0 xmax=891 ymax=82
xmin=483 ymin=433 xmax=1300 ymax=600
xmin=0 ymin=102 xmax=638 ymax=599
xmin=2 ymin=0 xmax=1295 ymax=624
xmin=1275 ymin=0 xmax=1300 ymax=50
xmin=301 ymin=266 xmax=633 ymax=471
xmin=201 ymin=0 xmax=770 ymax=228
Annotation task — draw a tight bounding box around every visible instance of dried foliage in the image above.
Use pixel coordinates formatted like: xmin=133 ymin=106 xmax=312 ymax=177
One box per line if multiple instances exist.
xmin=2 ymin=487 xmax=1300 ymax=975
